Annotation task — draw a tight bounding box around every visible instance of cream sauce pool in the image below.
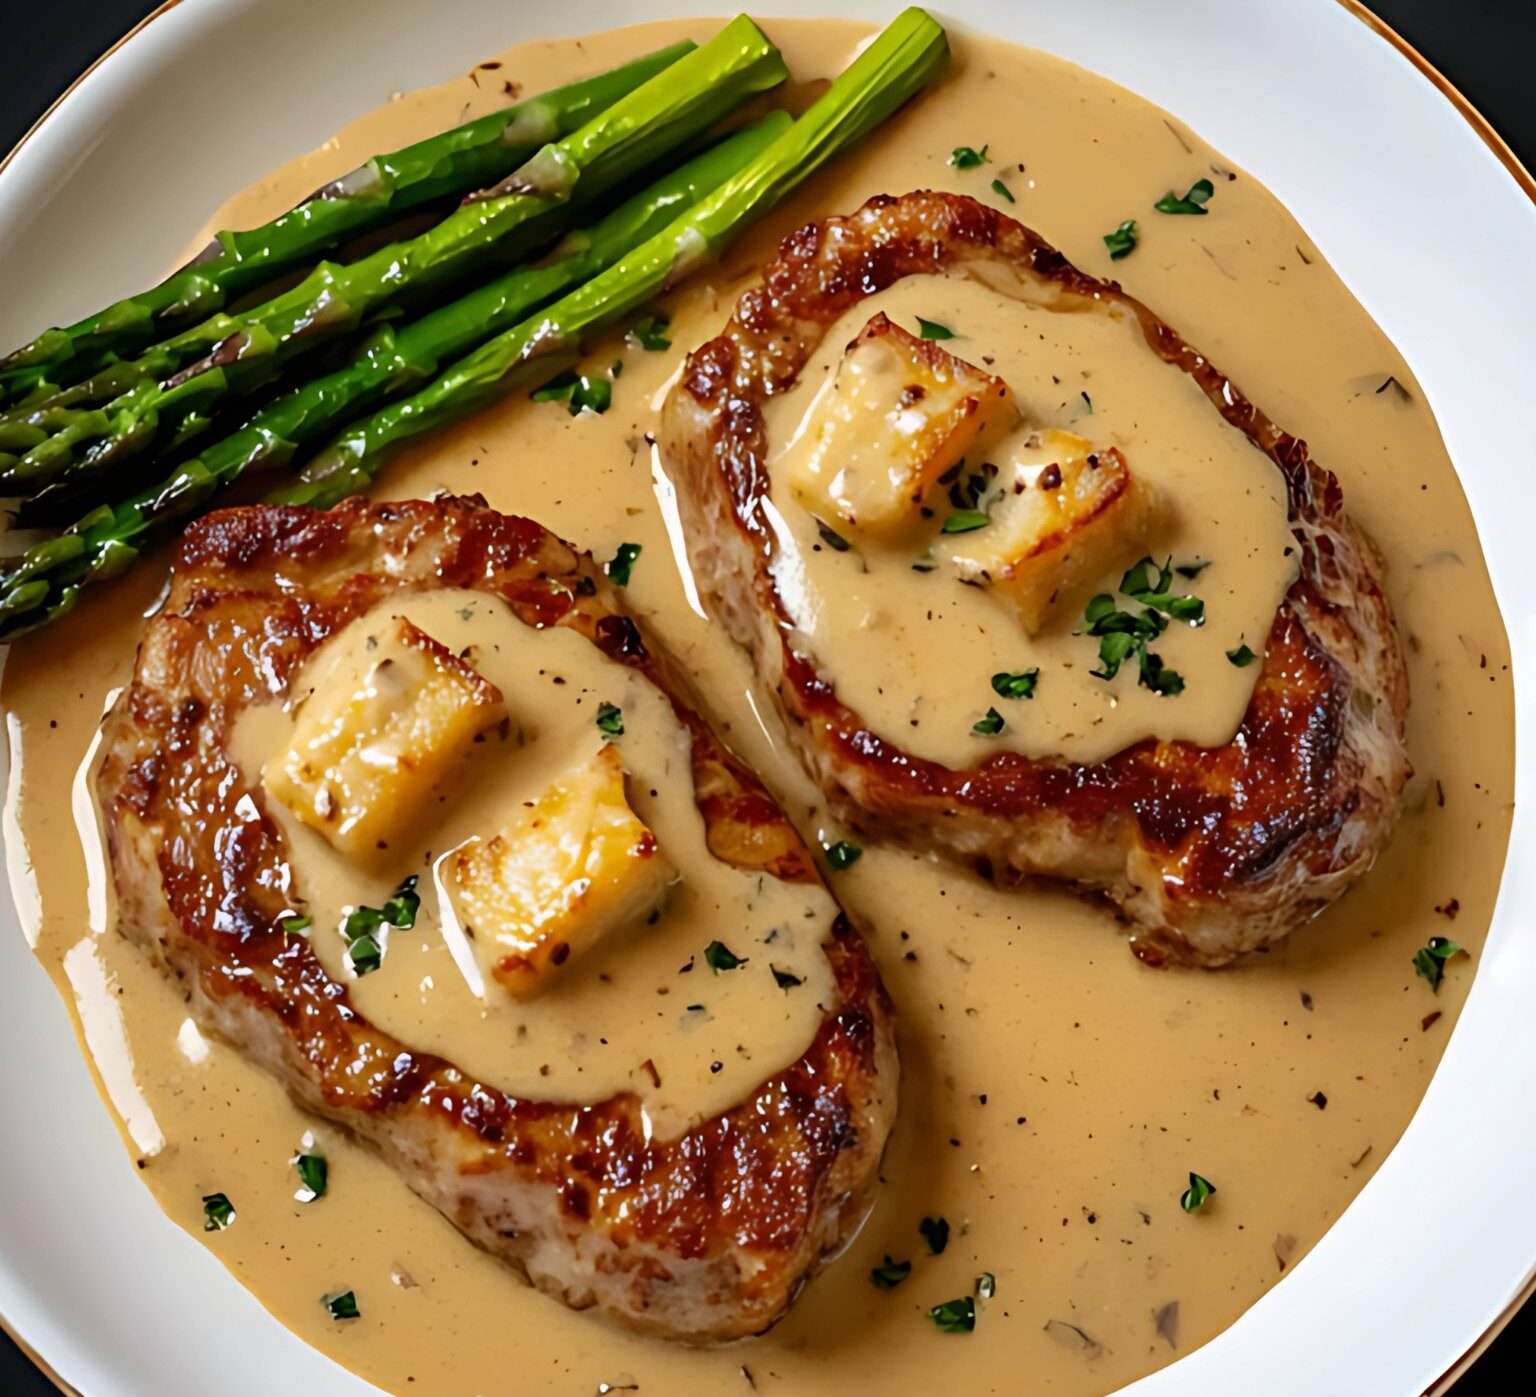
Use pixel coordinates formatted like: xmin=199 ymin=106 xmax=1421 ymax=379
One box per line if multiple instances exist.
xmin=1 ymin=16 xmax=1514 ymax=1397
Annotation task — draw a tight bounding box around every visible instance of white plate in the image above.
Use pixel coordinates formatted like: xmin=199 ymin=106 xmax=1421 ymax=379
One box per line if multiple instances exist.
xmin=2 ymin=2 xmax=1534 ymax=1393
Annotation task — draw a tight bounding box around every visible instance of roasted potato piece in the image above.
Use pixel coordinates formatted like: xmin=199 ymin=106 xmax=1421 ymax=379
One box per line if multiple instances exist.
xmin=448 ymin=744 xmax=675 ymax=999
xmin=786 ymin=312 xmax=1017 ymax=540
xmin=266 ymin=616 xmax=506 ymax=857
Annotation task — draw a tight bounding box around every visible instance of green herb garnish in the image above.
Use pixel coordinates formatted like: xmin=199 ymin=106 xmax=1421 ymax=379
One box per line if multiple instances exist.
xmin=1180 ymin=1172 xmax=1217 ymax=1212
xmin=1175 ymin=560 xmax=1211 ymax=579
xmin=202 ymin=1192 xmax=236 ymax=1231
xmin=1413 ymin=936 xmax=1467 ymax=993
xmin=628 ymin=312 xmax=672 ymax=352
xmin=990 ymin=177 xmax=1015 ymax=204
xmin=920 ymin=1215 xmax=950 ymax=1254
xmin=323 ymin=1290 xmax=361 ymax=1321
xmin=929 ymin=1297 xmax=976 ymax=1333
xmin=916 ymin=317 xmax=955 ymax=341
xmin=277 ymin=913 xmax=313 ymax=935
xmin=1120 ymin=556 xmax=1206 ymax=625
xmin=532 ymin=369 xmax=613 ymax=416
xmin=975 ymin=1272 xmax=997 ymax=1300
xmin=347 ymin=933 xmax=382 ymax=976
xmin=381 ymin=875 xmax=419 ymax=929
xmin=606 ymin=542 xmax=642 ymax=586
xmin=771 ymin=966 xmax=804 ymax=991
xmin=595 ymin=702 xmax=624 ymax=736
xmin=1103 ymin=219 xmax=1138 ymax=260
xmin=1226 ymin=643 xmax=1257 ymax=668
xmin=941 ymin=509 xmax=990 ymax=534
xmin=1155 ymin=177 xmax=1215 ymax=215
xmin=295 ymin=1153 xmax=329 ymax=1202
xmin=870 ymin=1255 xmax=912 ymax=1289
xmin=824 ymin=840 xmax=863 ymax=871
xmin=949 ymin=144 xmax=988 ymax=169
xmin=972 ymin=707 xmax=1006 ymax=736
xmin=991 ymin=669 xmax=1039 ymax=700
xmin=705 ymin=940 xmax=746 ymax=972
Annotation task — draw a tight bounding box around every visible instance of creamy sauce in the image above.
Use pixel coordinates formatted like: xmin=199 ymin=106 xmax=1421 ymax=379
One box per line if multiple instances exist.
xmin=1 ymin=16 xmax=1514 ymax=1397
xmin=763 ymin=271 xmax=1297 ymax=765
xmin=229 ymin=588 xmax=834 ymax=1140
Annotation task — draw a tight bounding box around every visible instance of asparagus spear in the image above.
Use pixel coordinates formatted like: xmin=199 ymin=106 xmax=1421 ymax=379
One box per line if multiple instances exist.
xmin=0 ymin=8 xmax=948 ymax=638
xmin=0 ymin=119 xmax=785 ymax=631
xmin=0 ymin=43 xmax=695 ymax=408
xmin=0 ymin=16 xmax=787 ymax=490
xmin=13 ymin=117 xmax=787 ymax=530
xmin=282 ymin=7 xmax=949 ymax=506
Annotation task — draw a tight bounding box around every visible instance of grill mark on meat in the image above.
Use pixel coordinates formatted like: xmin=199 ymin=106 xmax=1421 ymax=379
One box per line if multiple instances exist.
xmin=95 ymin=495 xmax=897 ymax=1340
xmin=661 ymin=191 xmax=1410 ymax=965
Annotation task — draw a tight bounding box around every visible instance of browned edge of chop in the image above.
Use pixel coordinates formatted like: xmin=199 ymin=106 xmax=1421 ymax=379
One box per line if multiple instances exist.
xmin=94 ymin=496 xmax=897 ymax=1342
xmin=661 ymin=190 xmax=1411 ymax=966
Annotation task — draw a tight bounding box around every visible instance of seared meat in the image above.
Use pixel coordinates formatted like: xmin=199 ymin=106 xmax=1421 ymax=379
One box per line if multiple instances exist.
xmin=95 ymin=496 xmax=897 ymax=1341
xmin=661 ymin=191 xmax=1410 ymax=966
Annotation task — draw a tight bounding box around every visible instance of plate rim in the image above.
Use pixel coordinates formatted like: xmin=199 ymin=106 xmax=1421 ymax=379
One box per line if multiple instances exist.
xmin=0 ymin=2 xmax=1531 ymax=1393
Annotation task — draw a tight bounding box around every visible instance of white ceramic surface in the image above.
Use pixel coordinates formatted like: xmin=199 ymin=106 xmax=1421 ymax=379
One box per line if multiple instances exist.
xmin=2 ymin=2 xmax=1533 ymax=1393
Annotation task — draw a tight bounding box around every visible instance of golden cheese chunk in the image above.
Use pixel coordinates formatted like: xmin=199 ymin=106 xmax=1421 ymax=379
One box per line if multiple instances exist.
xmin=786 ymin=312 xmax=1017 ymax=540
xmin=266 ymin=616 xmax=506 ymax=857
xmin=944 ymin=431 xmax=1156 ymax=633
xmin=448 ymin=744 xmax=675 ymax=999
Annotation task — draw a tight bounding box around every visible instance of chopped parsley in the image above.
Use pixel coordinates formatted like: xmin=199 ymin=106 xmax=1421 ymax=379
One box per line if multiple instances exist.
xmin=347 ymin=932 xmax=382 ymax=976
xmin=202 ymin=1192 xmax=236 ymax=1231
xmin=975 ymin=1272 xmax=997 ymax=1300
xmin=294 ymin=1153 xmax=329 ymax=1202
xmin=990 ymin=177 xmax=1015 ymax=204
xmin=323 ymin=1290 xmax=361 ymax=1321
xmin=771 ymin=966 xmax=804 ymax=991
xmin=705 ymin=940 xmax=746 ymax=972
xmin=1180 ymin=1172 xmax=1217 ymax=1212
xmin=381 ymin=875 xmax=420 ymax=929
xmin=972 ymin=707 xmax=1006 ymax=736
xmin=1155 ymin=177 xmax=1215 ymax=215
xmin=1226 ymin=643 xmax=1257 ymax=668
xmin=606 ymin=542 xmax=642 ymax=586
xmin=1413 ymin=936 xmax=1467 ymax=993
xmin=929 ymin=1296 xmax=976 ymax=1333
xmin=595 ymin=702 xmax=624 ymax=736
xmin=277 ymin=913 xmax=312 ymax=935
xmin=870 ymin=1255 xmax=912 ymax=1289
xmin=628 ymin=312 xmax=671 ymax=352
xmin=991 ymin=669 xmax=1039 ymax=700
xmin=1103 ymin=218 xmax=1138 ymax=260
xmin=949 ymin=144 xmax=988 ymax=169
xmin=920 ymin=1215 xmax=950 ymax=1255
xmin=1121 ymin=556 xmax=1207 ymax=625
xmin=916 ymin=317 xmax=955 ymax=341
xmin=941 ymin=509 xmax=990 ymax=534
xmin=531 ymin=369 xmax=613 ymax=416
xmin=823 ymin=840 xmax=863 ymax=871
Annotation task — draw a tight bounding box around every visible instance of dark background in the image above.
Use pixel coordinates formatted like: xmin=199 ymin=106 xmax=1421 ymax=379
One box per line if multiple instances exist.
xmin=0 ymin=1 xmax=1528 ymax=1392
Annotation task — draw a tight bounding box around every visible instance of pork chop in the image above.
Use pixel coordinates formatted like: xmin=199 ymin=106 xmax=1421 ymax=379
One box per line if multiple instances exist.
xmin=661 ymin=190 xmax=1411 ymax=966
xmin=94 ymin=495 xmax=897 ymax=1341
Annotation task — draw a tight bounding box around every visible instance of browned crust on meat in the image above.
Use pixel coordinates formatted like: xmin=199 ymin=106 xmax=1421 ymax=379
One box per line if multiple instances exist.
xmin=661 ymin=191 xmax=1411 ymax=966
xmin=95 ymin=495 xmax=897 ymax=1340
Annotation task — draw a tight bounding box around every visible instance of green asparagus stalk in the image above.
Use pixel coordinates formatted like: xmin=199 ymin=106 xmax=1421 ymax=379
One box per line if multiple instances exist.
xmin=280 ymin=7 xmax=949 ymax=507
xmin=0 ymin=16 xmax=787 ymax=491
xmin=0 ymin=120 xmax=786 ymax=633
xmin=13 ymin=117 xmax=786 ymax=530
xmin=0 ymin=43 xmax=695 ymax=407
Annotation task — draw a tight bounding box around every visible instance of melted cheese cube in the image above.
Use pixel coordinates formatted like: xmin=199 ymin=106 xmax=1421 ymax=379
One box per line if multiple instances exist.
xmin=266 ymin=617 xmax=506 ymax=857
xmin=786 ymin=312 xmax=1017 ymax=540
xmin=448 ymin=744 xmax=675 ymax=999
xmin=944 ymin=431 xmax=1156 ymax=632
